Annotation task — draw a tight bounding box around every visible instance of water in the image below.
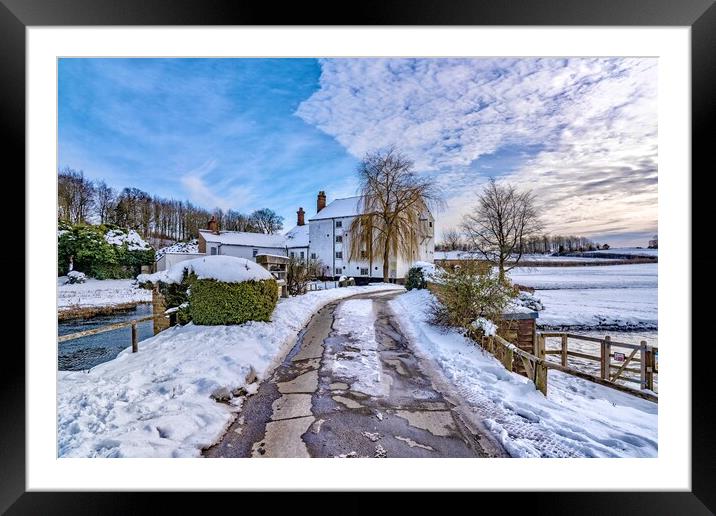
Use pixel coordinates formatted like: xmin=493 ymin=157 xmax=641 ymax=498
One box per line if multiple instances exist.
xmin=58 ymin=304 xmax=154 ymax=371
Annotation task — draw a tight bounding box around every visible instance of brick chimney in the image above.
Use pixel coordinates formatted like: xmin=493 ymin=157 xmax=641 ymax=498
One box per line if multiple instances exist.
xmin=207 ymin=215 xmax=219 ymax=234
xmin=297 ymin=207 xmax=305 ymax=226
xmin=317 ymin=191 xmax=326 ymax=213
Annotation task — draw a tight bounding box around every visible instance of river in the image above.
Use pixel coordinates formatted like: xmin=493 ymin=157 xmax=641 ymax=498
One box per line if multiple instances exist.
xmin=58 ymin=303 xmax=154 ymax=371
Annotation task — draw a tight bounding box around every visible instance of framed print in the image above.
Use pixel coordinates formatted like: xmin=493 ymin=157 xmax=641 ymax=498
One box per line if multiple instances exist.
xmin=5 ymin=0 xmax=714 ymax=512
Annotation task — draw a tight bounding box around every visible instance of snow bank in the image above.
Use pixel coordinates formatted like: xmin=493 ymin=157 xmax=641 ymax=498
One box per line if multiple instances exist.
xmin=390 ymin=289 xmax=657 ymax=458
xmin=57 ymin=283 xmax=404 ymax=457
xmin=58 ymin=278 xmax=151 ymax=310
xmin=104 ymin=229 xmax=152 ymax=251
xmin=138 ymin=255 xmax=272 ymax=285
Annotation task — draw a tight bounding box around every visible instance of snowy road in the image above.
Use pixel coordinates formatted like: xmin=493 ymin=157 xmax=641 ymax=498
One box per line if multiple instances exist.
xmin=205 ymin=291 xmax=506 ymax=458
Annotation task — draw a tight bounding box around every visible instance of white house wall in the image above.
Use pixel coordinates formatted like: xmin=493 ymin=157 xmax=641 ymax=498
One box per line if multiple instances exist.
xmin=309 ymin=213 xmax=434 ymax=279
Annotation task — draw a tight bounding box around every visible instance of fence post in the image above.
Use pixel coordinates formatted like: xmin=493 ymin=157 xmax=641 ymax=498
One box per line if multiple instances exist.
xmin=502 ymin=345 xmax=513 ymax=372
xmin=131 ymin=321 xmax=138 ymax=353
xmin=535 ymin=335 xmax=548 ymax=396
xmin=561 ymin=334 xmax=568 ymax=367
xmin=601 ymin=336 xmax=611 ymax=381
xmin=643 ymin=343 xmax=655 ymax=391
xmin=488 ymin=336 xmax=494 ymax=354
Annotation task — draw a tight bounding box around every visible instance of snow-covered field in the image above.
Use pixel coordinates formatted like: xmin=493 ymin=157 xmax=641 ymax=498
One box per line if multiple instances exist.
xmin=391 ymin=290 xmax=657 ymax=458
xmin=57 ymin=283 xmax=403 ymax=458
xmin=435 ymin=251 xmax=618 ymax=263
xmin=582 ymin=247 xmax=658 ymax=258
xmin=58 ymin=278 xmax=152 ymax=311
xmin=509 ymin=264 xmax=657 ymax=329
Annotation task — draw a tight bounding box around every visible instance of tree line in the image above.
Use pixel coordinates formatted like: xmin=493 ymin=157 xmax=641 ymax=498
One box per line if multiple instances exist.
xmin=437 ymin=227 xmax=608 ymax=254
xmin=58 ymin=167 xmax=284 ymax=242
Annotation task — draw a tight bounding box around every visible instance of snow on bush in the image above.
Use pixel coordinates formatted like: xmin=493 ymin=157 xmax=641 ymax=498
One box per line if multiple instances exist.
xmin=509 ymin=291 xmax=544 ymax=312
xmin=471 ymin=317 xmax=497 ymax=337
xmin=104 ymin=228 xmax=152 ymax=251
xmin=57 ymin=283 xmax=404 ymax=457
xmin=138 ymin=255 xmax=272 ymax=285
xmin=66 ymin=270 xmax=87 ymax=284
xmin=412 ymin=261 xmax=437 ymax=281
xmin=391 ymin=289 xmax=657 ymax=458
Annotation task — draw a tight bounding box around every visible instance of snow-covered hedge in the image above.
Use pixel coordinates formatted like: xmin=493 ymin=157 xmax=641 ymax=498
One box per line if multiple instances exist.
xmin=138 ymin=256 xmax=278 ymax=325
xmin=57 ymin=222 xmax=155 ymax=279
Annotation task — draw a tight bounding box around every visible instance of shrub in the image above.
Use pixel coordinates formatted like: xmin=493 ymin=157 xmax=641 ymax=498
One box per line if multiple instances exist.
xmin=188 ymin=276 xmax=278 ymax=325
xmin=429 ymin=260 xmax=515 ymax=333
xmin=405 ymin=266 xmax=427 ymax=290
xmin=66 ymin=270 xmax=87 ymax=284
xmin=57 ymin=222 xmax=155 ymax=278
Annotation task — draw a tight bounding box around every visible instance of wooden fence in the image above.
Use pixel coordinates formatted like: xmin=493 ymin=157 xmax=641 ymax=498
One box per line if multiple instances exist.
xmin=540 ymin=332 xmax=657 ymax=392
xmin=479 ymin=331 xmax=658 ymax=403
xmin=57 ymin=313 xmax=175 ymax=353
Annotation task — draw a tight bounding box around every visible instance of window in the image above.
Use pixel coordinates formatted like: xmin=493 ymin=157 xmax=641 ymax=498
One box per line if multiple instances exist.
xmin=336 ymin=235 xmax=343 ymax=243
xmin=360 ymin=268 xmax=369 ymax=275
xmin=252 ymin=249 xmax=258 ymax=257
xmin=335 ymin=251 xmax=342 ymax=259
xmin=290 ymin=252 xmax=295 ymax=258
xmin=311 ymin=253 xmax=316 ymax=260
xmin=210 ymin=247 xmax=217 ymax=255
xmin=335 ymin=267 xmax=342 ymax=275
xmin=335 ymin=220 xmax=342 ymax=228
xmin=429 ymin=221 xmax=433 ymax=227
xmin=300 ymin=251 xmax=305 ymax=260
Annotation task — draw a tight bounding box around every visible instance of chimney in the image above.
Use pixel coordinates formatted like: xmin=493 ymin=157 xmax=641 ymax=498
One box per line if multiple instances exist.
xmin=297 ymin=207 xmax=305 ymax=226
xmin=207 ymin=215 xmax=219 ymax=234
xmin=317 ymin=191 xmax=326 ymax=213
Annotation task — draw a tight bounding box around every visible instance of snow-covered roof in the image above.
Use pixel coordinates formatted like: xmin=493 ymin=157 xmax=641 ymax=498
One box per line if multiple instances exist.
xmin=308 ymin=196 xmax=364 ymax=221
xmin=138 ymin=255 xmax=273 ymax=284
xmin=284 ymin=224 xmax=309 ymax=248
xmin=200 ymin=229 xmax=287 ymax=248
xmin=156 ymin=239 xmax=199 ymax=260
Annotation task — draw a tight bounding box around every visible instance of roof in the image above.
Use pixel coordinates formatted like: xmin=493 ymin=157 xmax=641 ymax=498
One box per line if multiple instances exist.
xmin=199 ymin=229 xmax=287 ymax=248
xmin=284 ymin=224 xmax=309 ymax=248
xmin=308 ymin=196 xmax=364 ymax=221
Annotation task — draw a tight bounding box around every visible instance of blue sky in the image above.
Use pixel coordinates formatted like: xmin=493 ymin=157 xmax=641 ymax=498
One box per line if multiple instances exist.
xmin=59 ymin=58 xmax=658 ymax=246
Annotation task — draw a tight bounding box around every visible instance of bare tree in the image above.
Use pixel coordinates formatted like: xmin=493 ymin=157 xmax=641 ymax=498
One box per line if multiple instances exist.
xmin=57 ymin=168 xmax=95 ymax=223
xmin=348 ymin=148 xmax=440 ymax=283
xmin=251 ymin=208 xmax=284 ymax=234
xmin=94 ymin=180 xmax=115 ymax=224
xmin=461 ymin=178 xmax=542 ymax=283
xmin=440 ymin=228 xmax=463 ymax=251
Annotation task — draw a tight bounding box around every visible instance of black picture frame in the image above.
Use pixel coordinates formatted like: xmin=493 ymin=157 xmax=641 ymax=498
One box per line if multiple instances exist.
xmin=4 ymin=0 xmax=713 ymax=512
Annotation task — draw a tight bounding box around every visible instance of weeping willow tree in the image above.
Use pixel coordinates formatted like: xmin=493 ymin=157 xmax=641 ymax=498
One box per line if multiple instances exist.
xmin=348 ymin=148 xmax=440 ymax=282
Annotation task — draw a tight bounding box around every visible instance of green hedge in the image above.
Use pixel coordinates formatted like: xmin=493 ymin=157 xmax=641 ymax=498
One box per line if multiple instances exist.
xmin=58 ymin=222 xmax=155 ymax=278
xmin=188 ymin=277 xmax=278 ymax=325
xmin=405 ymin=266 xmax=427 ymax=290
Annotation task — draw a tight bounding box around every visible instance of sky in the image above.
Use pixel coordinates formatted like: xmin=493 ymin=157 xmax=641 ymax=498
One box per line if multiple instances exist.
xmin=58 ymin=57 xmax=658 ymax=247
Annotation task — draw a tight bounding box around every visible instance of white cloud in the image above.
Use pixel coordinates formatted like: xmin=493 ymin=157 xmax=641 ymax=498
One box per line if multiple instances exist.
xmin=180 ymin=159 xmax=255 ymax=212
xmin=296 ymin=58 xmax=657 ymax=245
